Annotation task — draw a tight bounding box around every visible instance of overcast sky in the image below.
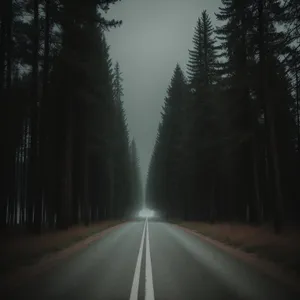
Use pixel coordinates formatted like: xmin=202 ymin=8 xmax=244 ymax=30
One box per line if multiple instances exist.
xmin=105 ymin=0 xmax=221 ymax=184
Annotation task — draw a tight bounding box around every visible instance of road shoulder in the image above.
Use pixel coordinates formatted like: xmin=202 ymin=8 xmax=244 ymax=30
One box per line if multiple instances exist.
xmin=173 ymin=222 xmax=300 ymax=294
xmin=1 ymin=221 xmax=125 ymax=291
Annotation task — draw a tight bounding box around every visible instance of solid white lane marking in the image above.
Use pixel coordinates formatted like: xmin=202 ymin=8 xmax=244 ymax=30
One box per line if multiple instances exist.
xmin=129 ymin=220 xmax=146 ymax=300
xmin=145 ymin=218 xmax=155 ymax=300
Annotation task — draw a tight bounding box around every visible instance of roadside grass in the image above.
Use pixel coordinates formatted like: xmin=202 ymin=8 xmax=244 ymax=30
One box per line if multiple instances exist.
xmin=177 ymin=221 xmax=300 ymax=276
xmin=0 ymin=220 xmax=123 ymax=276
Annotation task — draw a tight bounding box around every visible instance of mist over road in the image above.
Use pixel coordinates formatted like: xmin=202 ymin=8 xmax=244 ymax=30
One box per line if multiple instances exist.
xmin=7 ymin=221 xmax=300 ymax=300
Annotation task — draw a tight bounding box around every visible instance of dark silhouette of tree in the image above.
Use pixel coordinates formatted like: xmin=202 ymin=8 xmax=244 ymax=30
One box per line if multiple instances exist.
xmin=146 ymin=64 xmax=189 ymax=219
xmin=186 ymin=10 xmax=220 ymax=222
xmin=187 ymin=10 xmax=218 ymax=93
xmin=130 ymin=139 xmax=143 ymax=212
xmin=112 ymin=61 xmax=132 ymax=218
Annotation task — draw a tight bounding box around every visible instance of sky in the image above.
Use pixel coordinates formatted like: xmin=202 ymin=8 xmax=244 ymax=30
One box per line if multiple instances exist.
xmin=105 ymin=0 xmax=222 ymax=185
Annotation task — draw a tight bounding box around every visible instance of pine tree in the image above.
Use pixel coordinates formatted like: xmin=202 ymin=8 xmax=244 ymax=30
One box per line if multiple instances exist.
xmin=183 ymin=10 xmax=221 ymax=222
xmin=146 ymin=123 xmax=163 ymax=212
xmin=130 ymin=139 xmax=143 ymax=213
xmin=252 ymin=0 xmax=296 ymax=232
xmin=112 ymin=61 xmax=132 ymax=218
xmin=214 ymin=0 xmax=260 ymax=223
xmin=113 ymin=61 xmax=124 ymax=103
xmin=187 ymin=10 xmax=218 ymax=94
xmin=146 ymin=64 xmax=189 ymax=219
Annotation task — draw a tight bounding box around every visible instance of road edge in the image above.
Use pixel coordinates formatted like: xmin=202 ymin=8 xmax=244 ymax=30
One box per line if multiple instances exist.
xmin=1 ymin=221 xmax=127 ymax=291
xmin=173 ymin=223 xmax=300 ymax=293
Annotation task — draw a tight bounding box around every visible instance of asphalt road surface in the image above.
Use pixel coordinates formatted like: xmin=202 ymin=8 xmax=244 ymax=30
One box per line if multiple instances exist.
xmin=5 ymin=220 xmax=300 ymax=300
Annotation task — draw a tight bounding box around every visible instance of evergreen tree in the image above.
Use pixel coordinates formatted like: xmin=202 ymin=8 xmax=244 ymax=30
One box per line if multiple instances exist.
xmin=187 ymin=10 xmax=218 ymax=93
xmin=130 ymin=139 xmax=143 ymax=212
xmin=146 ymin=64 xmax=189 ymax=218
xmin=215 ymin=0 xmax=260 ymax=223
xmin=182 ymin=10 xmax=221 ymax=221
xmin=112 ymin=61 xmax=132 ymax=218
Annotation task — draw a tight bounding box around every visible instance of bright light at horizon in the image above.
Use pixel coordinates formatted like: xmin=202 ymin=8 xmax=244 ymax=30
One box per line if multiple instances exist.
xmin=138 ymin=208 xmax=155 ymax=218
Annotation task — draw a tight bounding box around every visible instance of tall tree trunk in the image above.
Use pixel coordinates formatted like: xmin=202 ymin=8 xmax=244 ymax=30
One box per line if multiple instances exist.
xmin=72 ymin=107 xmax=80 ymax=225
xmin=267 ymin=100 xmax=284 ymax=234
xmin=28 ymin=0 xmax=41 ymax=233
xmin=82 ymin=102 xmax=90 ymax=226
xmin=83 ymin=152 xmax=90 ymax=226
xmin=252 ymin=128 xmax=263 ymax=224
xmin=63 ymin=94 xmax=73 ymax=228
xmin=0 ymin=0 xmax=13 ymax=230
xmin=258 ymin=0 xmax=283 ymax=233
xmin=39 ymin=0 xmax=51 ymax=231
xmin=23 ymin=117 xmax=29 ymax=225
xmin=209 ymin=172 xmax=216 ymax=224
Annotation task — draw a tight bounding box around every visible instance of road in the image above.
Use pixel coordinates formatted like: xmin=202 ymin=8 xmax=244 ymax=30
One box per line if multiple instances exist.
xmin=5 ymin=220 xmax=300 ymax=300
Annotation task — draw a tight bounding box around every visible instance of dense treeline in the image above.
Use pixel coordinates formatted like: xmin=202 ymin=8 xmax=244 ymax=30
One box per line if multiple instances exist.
xmin=0 ymin=0 xmax=141 ymax=232
xmin=130 ymin=139 xmax=144 ymax=211
xmin=146 ymin=1 xmax=300 ymax=233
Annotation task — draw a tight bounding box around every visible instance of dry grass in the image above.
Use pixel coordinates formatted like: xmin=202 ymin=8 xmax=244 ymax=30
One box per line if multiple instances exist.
xmin=178 ymin=222 xmax=300 ymax=275
xmin=0 ymin=220 xmax=122 ymax=275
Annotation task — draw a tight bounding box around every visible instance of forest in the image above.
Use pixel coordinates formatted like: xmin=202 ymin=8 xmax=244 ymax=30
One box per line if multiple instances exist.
xmin=146 ymin=0 xmax=300 ymax=233
xmin=0 ymin=0 xmax=143 ymax=233
xmin=1 ymin=0 xmax=300 ymax=237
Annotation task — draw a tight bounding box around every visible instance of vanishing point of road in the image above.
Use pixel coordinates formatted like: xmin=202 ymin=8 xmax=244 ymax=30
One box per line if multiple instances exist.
xmin=5 ymin=220 xmax=300 ymax=300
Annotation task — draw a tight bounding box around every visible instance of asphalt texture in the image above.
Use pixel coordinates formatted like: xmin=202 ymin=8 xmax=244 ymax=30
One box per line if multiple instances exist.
xmin=4 ymin=220 xmax=300 ymax=300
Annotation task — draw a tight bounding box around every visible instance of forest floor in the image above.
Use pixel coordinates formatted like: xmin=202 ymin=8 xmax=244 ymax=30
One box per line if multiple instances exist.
xmin=177 ymin=222 xmax=300 ymax=278
xmin=0 ymin=220 xmax=123 ymax=278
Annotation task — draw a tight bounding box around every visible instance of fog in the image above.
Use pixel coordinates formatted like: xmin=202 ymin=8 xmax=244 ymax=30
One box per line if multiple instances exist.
xmin=105 ymin=0 xmax=221 ymax=184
